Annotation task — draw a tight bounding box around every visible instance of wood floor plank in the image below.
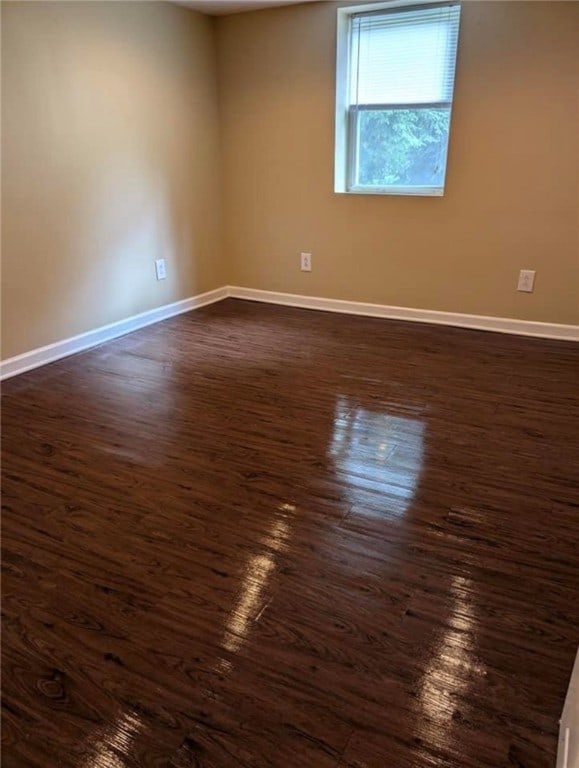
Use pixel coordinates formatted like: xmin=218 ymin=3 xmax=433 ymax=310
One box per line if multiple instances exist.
xmin=2 ymin=298 xmax=578 ymax=767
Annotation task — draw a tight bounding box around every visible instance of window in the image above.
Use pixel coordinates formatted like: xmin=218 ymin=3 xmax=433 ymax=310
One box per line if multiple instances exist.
xmin=335 ymin=2 xmax=461 ymax=196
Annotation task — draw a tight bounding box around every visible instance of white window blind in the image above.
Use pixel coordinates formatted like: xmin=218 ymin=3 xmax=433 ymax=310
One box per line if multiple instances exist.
xmin=335 ymin=2 xmax=461 ymax=196
xmin=350 ymin=4 xmax=461 ymax=109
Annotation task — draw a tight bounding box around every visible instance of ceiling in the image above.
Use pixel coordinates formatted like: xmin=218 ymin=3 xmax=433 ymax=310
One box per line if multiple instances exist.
xmin=174 ymin=0 xmax=320 ymax=15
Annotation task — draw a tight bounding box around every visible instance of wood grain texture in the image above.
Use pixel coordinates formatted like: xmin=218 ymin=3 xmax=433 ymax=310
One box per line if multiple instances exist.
xmin=2 ymin=298 xmax=579 ymax=767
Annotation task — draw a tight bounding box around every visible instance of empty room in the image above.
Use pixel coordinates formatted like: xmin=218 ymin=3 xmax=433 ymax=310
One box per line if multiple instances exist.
xmin=1 ymin=0 xmax=578 ymax=766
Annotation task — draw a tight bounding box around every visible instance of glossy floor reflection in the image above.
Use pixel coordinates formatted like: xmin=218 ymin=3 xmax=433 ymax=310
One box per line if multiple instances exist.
xmin=329 ymin=396 xmax=425 ymax=512
xmin=2 ymin=299 xmax=579 ymax=768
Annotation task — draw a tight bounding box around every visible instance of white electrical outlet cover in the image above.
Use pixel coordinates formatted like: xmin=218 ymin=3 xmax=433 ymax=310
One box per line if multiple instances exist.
xmin=155 ymin=259 xmax=167 ymax=280
xmin=517 ymin=269 xmax=535 ymax=293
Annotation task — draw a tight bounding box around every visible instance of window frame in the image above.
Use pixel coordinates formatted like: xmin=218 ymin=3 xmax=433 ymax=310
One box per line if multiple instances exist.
xmin=334 ymin=0 xmax=461 ymax=197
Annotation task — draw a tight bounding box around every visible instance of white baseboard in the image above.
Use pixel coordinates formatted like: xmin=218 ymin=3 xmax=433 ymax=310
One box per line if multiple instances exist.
xmin=558 ymin=647 xmax=579 ymax=768
xmin=0 ymin=286 xmax=228 ymax=381
xmin=2 ymin=284 xmax=577 ymax=380
xmin=228 ymin=286 xmax=579 ymax=342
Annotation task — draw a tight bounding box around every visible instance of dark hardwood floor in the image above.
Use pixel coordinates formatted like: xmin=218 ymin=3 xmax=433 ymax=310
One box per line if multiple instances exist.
xmin=2 ymin=298 xmax=579 ymax=768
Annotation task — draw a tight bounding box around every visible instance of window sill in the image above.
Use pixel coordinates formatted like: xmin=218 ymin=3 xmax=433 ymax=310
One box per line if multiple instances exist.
xmin=337 ymin=186 xmax=445 ymax=197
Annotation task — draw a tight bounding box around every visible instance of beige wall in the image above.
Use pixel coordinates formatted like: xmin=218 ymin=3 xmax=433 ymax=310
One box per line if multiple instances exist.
xmin=217 ymin=1 xmax=579 ymax=325
xmin=1 ymin=1 xmax=224 ymax=359
xmin=2 ymin=1 xmax=578 ymax=362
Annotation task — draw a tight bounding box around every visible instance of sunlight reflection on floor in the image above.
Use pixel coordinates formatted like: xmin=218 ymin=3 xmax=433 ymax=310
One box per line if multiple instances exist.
xmin=329 ymin=395 xmax=425 ymax=514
